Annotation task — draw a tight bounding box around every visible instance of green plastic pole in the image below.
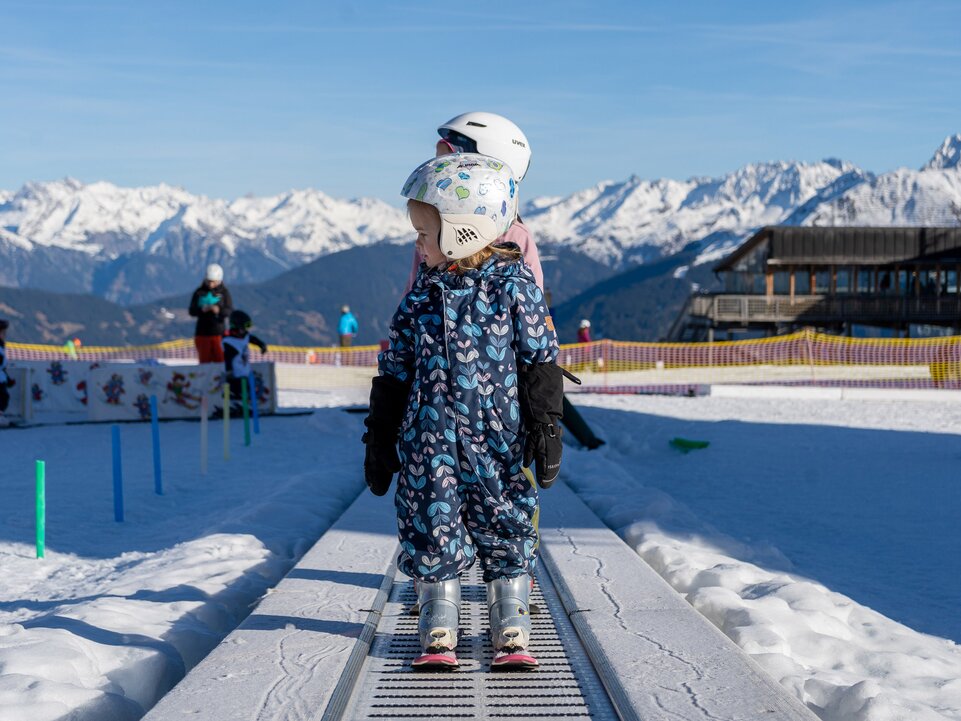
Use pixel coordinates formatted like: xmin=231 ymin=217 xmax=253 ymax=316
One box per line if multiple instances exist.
xmin=36 ymin=460 xmax=45 ymax=559
xmin=241 ymin=377 xmax=251 ymax=447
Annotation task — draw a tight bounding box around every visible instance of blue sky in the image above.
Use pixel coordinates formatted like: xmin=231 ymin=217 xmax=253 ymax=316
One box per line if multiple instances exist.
xmin=2 ymin=0 xmax=960 ymax=204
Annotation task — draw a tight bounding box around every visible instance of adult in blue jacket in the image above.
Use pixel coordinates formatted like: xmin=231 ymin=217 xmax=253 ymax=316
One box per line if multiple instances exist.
xmin=338 ymin=305 xmax=358 ymax=347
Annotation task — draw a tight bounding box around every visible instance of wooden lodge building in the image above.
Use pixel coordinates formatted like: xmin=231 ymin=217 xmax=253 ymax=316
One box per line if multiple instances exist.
xmin=667 ymin=227 xmax=961 ymax=341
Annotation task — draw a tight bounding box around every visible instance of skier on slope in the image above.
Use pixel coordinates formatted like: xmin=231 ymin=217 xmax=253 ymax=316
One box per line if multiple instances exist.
xmin=364 ymin=154 xmax=565 ymax=670
xmin=406 ymin=112 xmax=543 ymax=293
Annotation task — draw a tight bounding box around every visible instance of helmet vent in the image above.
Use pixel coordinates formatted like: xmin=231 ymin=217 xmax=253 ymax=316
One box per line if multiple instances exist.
xmin=454 ymin=226 xmax=480 ymax=246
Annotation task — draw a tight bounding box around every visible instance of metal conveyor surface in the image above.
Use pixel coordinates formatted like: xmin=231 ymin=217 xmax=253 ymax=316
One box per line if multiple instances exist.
xmin=336 ymin=558 xmax=619 ymax=721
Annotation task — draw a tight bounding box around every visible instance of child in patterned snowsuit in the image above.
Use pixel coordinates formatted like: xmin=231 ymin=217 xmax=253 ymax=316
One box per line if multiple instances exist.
xmin=363 ymin=153 xmax=565 ymax=669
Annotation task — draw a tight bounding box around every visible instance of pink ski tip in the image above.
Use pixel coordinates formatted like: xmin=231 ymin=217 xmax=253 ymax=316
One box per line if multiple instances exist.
xmin=411 ymin=652 xmax=459 ymax=669
xmin=491 ymin=652 xmax=539 ymax=669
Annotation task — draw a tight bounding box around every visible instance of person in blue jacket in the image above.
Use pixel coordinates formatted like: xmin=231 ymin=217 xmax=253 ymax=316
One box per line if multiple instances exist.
xmin=337 ymin=305 xmax=358 ymax=347
xmin=362 ymin=154 xmax=565 ymax=670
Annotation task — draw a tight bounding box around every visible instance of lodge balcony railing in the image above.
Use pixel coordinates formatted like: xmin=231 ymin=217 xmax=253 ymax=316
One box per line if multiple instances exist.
xmin=689 ymin=293 xmax=961 ymax=324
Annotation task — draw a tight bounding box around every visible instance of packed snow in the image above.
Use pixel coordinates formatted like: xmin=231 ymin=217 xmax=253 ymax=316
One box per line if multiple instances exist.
xmin=1 ymin=390 xmax=960 ymax=720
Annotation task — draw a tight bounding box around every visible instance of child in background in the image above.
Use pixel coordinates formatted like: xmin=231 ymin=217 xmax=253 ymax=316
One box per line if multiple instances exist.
xmin=363 ymin=154 xmax=565 ymax=669
xmin=222 ymin=310 xmax=268 ymax=414
xmin=0 ymin=319 xmax=14 ymax=427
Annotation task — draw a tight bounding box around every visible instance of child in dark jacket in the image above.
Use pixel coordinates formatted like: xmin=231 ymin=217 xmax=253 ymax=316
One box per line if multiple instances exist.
xmin=222 ymin=310 xmax=267 ymax=414
xmin=363 ymin=154 xmax=565 ymax=669
xmin=0 ymin=319 xmax=14 ymax=427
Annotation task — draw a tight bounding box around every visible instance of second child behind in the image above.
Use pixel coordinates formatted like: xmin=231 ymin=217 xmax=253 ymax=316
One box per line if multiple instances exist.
xmin=222 ymin=310 xmax=268 ymax=415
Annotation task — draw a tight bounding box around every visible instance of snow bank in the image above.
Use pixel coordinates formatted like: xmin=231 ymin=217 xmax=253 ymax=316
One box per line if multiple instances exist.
xmin=0 ymin=404 xmax=365 ymax=720
xmin=564 ymin=394 xmax=961 ymax=720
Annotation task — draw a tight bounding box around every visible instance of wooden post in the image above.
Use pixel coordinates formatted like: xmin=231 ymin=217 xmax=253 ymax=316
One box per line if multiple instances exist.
xmin=809 ymin=268 xmax=816 ymax=295
xmin=789 ymin=269 xmax=796 ymax=305
xmin=765 ymin=271 xmax=774 ymax=298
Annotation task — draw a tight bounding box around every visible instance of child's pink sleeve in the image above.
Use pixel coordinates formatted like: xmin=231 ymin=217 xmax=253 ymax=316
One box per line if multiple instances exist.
xmin=504 ymin=221 xmax=544 ymax=292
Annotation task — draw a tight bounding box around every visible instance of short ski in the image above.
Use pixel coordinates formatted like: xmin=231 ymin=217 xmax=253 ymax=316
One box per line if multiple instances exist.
xmin=491 ymin=650 xmax=539 ymax=670
xmin=412 ymin=650 xmax=459 ymax=669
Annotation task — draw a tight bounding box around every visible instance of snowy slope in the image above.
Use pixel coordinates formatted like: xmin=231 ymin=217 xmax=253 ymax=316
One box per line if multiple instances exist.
xmin=3 ymin=134 xmax=961 ymax=301
xmin=0 ymin=180 xmax=413 ymax=302
xmin=522 ymin=159 xmax=866 ymax=266
xmin=2 ymin=392 xmax=961 ymax=720
xmin=697 ymin=134 xmax=961 ymax=265
xmin=0 ymin=180 xmax=410 ymax=257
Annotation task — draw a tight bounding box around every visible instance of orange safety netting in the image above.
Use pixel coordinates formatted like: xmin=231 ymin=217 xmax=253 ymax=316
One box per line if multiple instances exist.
xmin=9 ymin=329 xmax=961 ymax=392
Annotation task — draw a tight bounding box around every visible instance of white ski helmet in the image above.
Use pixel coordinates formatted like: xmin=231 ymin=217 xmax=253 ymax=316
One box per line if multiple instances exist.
xmin=579 ymin=319 xmax=591 ymax=329
xmin=205 ymin=263 xmax=224 ymax=282
xmin=437 ymin=112 xmax=532 ymax=182
xmin=401 ymin=153 xmax=518 ymax=261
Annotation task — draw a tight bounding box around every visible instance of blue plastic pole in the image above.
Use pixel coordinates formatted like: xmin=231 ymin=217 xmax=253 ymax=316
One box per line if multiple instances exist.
xmin=112 ymin=425 xmax=124 ymax=522
xmin=249 ymin=371 xmax=260 ymax=434
xmin=149 ymin=395 xmax=163 ymax=495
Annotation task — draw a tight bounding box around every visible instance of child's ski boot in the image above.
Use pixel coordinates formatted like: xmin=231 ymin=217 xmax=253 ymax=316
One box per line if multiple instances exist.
xmin=411 ymin=578 xmax=461 ymax=669
xmin=487 ymin=574 xmax=538 ymax=670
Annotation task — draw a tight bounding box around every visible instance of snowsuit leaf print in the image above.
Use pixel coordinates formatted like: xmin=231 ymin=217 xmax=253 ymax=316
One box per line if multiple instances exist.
xmin=379 ymin=250 xmax=558 ymax=584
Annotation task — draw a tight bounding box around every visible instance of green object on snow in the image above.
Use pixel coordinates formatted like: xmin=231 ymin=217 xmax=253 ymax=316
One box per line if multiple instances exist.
xmin=669 ymin=437 xmax=710 ymax=453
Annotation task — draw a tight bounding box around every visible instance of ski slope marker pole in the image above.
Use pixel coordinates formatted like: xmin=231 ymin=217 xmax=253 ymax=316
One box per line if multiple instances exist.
xmin=36 ymin=460 xmax=45 ymax=559
xmin=223 ymin=383 xmax=230 ymax=461
xmin=149 ymin=395 xmax=163 ymax=495
xmin=249 ymin=371 xmax=260 ymax=434
xmin=112 ymin=425 xmax=124 ymax=522
xmin=200 ymin=394 xmax=208 ymax=476
xmin=241 ymin=377 xmax=251 ymax=447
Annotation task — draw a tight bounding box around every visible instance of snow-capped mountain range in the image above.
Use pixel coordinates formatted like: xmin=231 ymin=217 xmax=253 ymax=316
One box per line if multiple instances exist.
xmin=2 ymin=134 xmax=960 ymax=304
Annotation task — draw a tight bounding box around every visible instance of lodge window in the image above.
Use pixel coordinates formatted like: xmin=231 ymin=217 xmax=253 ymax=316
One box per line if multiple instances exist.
xmin=814 ymin=271 xmax=831 ymax=294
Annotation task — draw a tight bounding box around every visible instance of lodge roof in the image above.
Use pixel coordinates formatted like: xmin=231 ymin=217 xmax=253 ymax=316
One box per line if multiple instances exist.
xmin=714 ymin=226 xmax=961 ymax=272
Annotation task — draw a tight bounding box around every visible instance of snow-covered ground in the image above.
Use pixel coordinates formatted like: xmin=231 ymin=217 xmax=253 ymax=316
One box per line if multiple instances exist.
xmin=1 ymin=390 xmax=960 ymax=720
xmin=566 ymin=394 xmax=961 ymax=721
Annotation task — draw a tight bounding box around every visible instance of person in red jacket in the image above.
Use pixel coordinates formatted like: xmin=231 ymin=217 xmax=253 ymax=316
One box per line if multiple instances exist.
xmin=577 ymin=319 xmax=592 ymax=344
xmin=188 ymin=263 xmax=233 ymax=364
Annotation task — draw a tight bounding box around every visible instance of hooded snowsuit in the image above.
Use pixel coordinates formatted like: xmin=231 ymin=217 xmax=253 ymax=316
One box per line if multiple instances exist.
xmin=380 ymin=250 xmax=558 ymax=583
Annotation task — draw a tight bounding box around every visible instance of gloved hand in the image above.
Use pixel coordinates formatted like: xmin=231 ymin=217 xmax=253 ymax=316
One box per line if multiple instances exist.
xmin=6 ymin=377 xmax=15 ymax=388
xmin=523 ymin=421 xmax=562 ymax=489
xmin=518 ymin=363 xmax=565 ymax=489
xmin=363 ymin=427 xmax=401 ymax=495
xmin=362 ymin=375 xmax=412 ymax=496
xmin=258 ymin=342 xmax=268 ymax=354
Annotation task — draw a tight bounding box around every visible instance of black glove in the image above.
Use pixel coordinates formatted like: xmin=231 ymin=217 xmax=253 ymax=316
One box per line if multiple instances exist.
xmin=6 ymin=377 xmax=14 ymax=388
xmin=363 ymin=427 xmax=401 ymax=496
xmin=362 ymin=375 xmax=411 ymax=496
xmin=518 ymin=363 xmax=565 ymax=489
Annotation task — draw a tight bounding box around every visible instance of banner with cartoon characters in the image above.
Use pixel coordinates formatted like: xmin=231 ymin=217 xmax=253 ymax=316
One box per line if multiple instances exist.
xmin=15 ymin=360 xmax=94 ymax=416
xmin=88 ymin=363 xmax=276 ymax=421
xmin=8 ymin=360 xmax=276 ymax=423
